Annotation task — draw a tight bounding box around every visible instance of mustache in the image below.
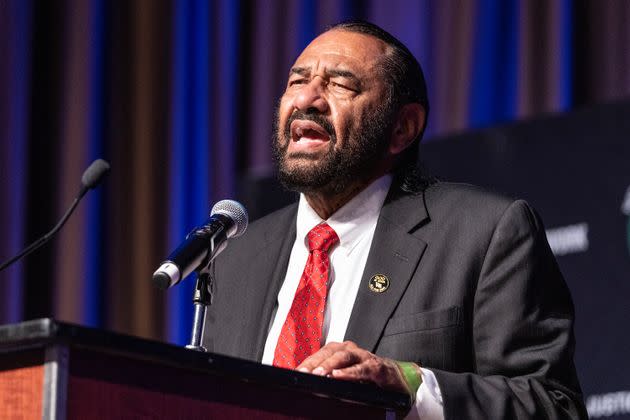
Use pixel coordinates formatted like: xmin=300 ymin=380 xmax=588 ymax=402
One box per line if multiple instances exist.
xmin=284 ymin=110 xmax=336 ymax=142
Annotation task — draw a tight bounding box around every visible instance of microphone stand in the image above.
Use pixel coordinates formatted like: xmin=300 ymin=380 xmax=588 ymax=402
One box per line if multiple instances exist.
xmin=185 ymin=263 xmax=213 ymax=352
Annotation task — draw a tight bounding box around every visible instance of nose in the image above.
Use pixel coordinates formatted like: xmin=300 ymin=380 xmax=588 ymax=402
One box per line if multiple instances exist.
xmin=292 ymin=77 xmax=329 ymax=113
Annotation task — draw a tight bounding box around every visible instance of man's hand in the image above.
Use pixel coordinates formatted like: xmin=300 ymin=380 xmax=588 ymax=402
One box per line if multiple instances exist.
xmin=296 ymin=341 xmax=421 ymax=399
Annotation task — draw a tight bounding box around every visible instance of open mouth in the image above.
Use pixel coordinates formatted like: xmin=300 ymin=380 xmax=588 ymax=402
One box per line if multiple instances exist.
xmin=290 ymin=120 xmax=331 ymax=144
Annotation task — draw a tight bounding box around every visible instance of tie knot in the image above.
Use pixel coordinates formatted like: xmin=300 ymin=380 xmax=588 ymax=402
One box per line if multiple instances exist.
xmin=307 ymin=223 xmax=339 ymax=252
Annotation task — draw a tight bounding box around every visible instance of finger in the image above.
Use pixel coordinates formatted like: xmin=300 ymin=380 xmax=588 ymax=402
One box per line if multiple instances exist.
xmin=330 ymin=359 xmax=375 ymax=382
xmin=331 ymin=357 xmax=409 ymax=394
xmin=311 ymin=347 xmax=367 ymax=376
xmin=296 ymin=342 xmax=346 ymax=373
xmin=309 ymin=341 xmax=362 ymax=375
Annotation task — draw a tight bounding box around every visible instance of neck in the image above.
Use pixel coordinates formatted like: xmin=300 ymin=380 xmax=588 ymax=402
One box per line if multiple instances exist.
xmin=304 ymin=174 xmax=381 ymax=219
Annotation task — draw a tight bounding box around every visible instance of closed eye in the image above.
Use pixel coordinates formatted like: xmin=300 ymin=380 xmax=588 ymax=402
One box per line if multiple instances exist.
xmin=330 ymin=81 xmax=353 ymax=90
xmin=288 ymin=78 xmax=308 ymax=86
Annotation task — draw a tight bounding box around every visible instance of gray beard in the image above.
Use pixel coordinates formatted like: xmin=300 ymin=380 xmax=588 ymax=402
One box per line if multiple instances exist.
xmin=272 ymin=108 xmax=394 ymax=195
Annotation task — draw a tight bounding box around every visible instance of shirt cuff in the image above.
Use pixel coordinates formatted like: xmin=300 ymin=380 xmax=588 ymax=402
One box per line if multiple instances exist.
xmin=404 ymin=368 xmax=444 ymax=420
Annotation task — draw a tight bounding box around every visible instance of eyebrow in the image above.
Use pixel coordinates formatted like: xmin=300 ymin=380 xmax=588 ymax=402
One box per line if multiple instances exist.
xmin=290 ymin=67 xmax=310 ymax=76
xmin=289 ymin=67 xmax=362 ymax=85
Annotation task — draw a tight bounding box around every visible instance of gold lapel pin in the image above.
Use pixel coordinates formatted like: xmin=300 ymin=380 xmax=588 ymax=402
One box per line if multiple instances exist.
xmin=368 ymin=274 xmax=390 ymax=293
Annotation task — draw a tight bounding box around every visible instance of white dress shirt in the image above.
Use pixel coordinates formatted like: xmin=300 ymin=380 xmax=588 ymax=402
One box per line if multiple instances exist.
xmin=261 ymin=175 xmax=444 ymax=419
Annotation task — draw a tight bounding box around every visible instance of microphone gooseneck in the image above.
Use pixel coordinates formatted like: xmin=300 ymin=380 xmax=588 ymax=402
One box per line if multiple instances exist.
xmin=0 ymin=159 xmax=111 ymax=273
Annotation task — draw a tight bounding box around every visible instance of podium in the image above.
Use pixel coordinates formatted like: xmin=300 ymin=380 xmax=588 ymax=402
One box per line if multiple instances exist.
xmin=0 ymin=319 xmax=409 ymax=419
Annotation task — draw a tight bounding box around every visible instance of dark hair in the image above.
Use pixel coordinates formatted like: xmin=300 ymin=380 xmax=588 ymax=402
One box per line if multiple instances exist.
xmin=327 ymin=20 xmax=432 ymax=193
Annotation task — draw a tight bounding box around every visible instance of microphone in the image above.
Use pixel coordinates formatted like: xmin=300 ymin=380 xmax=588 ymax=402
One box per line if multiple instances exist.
xmin=80 ymin=159 xmax=111 ymax=195
xmin=0 ymin=159 xmax=111 ymax=273
xmin=152 ymin=199 xmax=248 ymax=290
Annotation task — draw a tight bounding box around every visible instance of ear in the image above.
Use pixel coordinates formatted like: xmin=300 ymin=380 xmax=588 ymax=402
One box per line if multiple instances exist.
xmin=388 ymin=103 xmax=426 ymax=156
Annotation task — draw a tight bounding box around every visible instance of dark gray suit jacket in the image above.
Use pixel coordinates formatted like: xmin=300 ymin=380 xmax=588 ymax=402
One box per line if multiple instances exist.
xmin=204 ymin=181 xmax=586 ymax=419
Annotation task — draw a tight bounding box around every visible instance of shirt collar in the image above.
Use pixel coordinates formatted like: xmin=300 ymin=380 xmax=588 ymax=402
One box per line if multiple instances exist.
xmin=295 ymin=174 xmax=393 ymax=255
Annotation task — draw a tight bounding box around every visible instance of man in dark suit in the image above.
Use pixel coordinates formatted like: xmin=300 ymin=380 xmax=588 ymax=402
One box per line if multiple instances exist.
xmin=204 ymin=21 xmax=586 ymax=419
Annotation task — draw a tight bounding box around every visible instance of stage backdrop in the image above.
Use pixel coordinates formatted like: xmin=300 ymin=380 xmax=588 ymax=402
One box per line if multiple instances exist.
xmin=421 ymin=100 xmax=630 ymax=420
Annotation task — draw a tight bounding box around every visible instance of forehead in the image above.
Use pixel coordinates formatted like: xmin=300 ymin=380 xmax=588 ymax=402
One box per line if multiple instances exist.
xmin=292 ymin=30 xmax=389 ymax=74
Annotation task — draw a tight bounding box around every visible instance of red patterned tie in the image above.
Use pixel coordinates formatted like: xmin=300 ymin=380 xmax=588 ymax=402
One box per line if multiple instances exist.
xmin=273 ymin=223 xmax=339 ymax=369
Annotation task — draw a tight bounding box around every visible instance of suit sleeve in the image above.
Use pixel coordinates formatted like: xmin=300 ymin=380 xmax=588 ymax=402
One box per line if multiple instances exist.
xmin=431 ymin=200 xmax=587 ymax=419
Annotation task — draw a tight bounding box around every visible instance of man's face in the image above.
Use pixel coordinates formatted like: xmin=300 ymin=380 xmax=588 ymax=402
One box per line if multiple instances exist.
xmin=273 ymin=30 xmax=395 ymax=194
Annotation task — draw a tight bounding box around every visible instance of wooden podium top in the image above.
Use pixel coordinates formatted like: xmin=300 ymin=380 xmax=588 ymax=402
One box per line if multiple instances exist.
xmin=0 ymin=318 xmax=410 ymax=418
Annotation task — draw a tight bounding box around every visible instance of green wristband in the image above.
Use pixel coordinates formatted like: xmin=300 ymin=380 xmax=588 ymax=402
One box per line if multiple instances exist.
xmin=395 ymin=361 xmax=423 ymax=401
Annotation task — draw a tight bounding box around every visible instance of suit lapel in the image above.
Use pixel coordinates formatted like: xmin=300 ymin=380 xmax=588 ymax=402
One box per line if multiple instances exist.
xmin=240 ymin=205 xmax=298 ymax=361
xmin=344 ymin=191 xmax=429 ymax=352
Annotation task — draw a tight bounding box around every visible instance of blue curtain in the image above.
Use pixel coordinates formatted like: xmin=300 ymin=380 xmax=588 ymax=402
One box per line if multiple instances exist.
xmin=468 ymin=0 xmax=520 ymax=126
xmin=0 ymin=0 xmax=32 ymax=323
xmin=83 ymin=0 xmax=107 ymax=327
xmin=166 ymin=0 xmax=244 ymax=345
xmin=0 ymin=0 xmax=617 ymax=342
xmin=167 ymin=0 xmax=212 ymax=344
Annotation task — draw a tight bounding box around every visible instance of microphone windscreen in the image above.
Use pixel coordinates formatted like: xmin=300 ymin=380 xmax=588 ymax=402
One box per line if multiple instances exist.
xmin=81 ymin=159 xmax=111 ymax=190
xmin=211 ymin=200 xmax=248 ymax=237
